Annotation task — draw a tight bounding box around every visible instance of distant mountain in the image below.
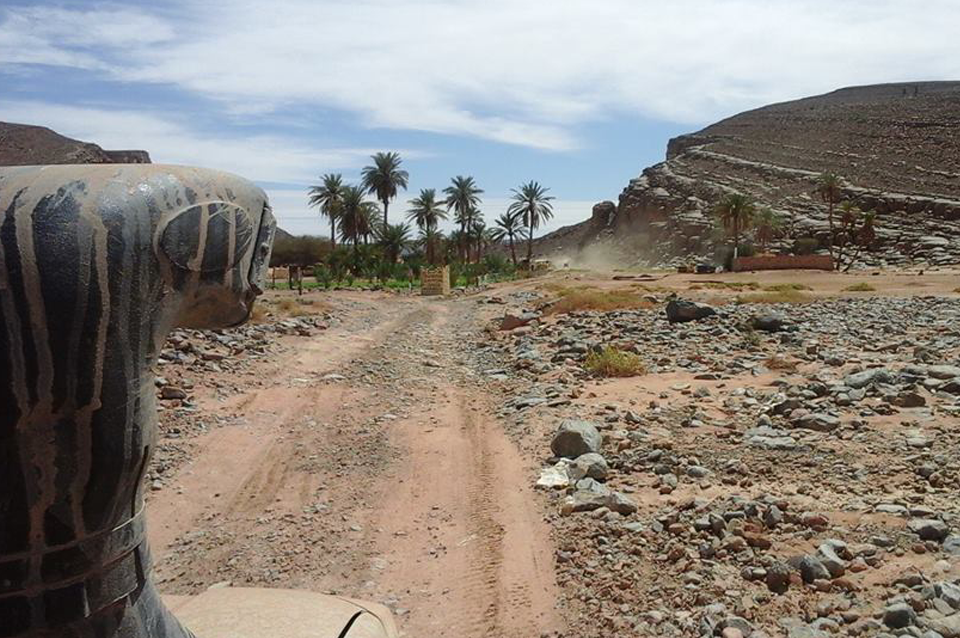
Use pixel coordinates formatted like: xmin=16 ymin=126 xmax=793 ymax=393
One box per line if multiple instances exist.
xmin=0 ymin=121 xmax=151 ymax=165
xmin=535 ymin=81 xmax=960 ymax=269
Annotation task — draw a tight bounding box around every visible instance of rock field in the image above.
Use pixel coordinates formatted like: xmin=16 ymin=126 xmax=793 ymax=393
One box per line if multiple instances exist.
xmin=481 ymin=287 xmax=960 ymax=637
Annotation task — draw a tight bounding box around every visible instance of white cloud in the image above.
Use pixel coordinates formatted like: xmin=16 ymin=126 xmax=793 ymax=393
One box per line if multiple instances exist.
xmin=4 ymin=0 xmax=959 ymax=151
xmin=0 ymin=100 xmax=402 ymax=184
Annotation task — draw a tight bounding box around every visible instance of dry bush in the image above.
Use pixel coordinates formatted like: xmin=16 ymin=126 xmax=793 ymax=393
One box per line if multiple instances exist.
xmin=762 ymin=283 xmax=813 ymax=292
xmin=545 ymin=287 xmax=653 ymax=315
xmin=584 ymin=347 xmax=647 ymax=377
xmin=275 ymin=297 xmax=311 ymax=317
xmin=843 ymin=282 xmax=876 ymax=292
xmin=249 ymin=302 xmax=269 ymax=324
xmin=701 ymin=281 xmax=761 ymax=291
xmin=737 ymin=289 xmax=814 ymax=304
xmin=765 ymin=355 xmax=799 ymax=372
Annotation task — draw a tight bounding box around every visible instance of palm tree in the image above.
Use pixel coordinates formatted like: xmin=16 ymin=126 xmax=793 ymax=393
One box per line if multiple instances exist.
xmin=376 ymin=222 xmax=412 ymax=264
xmin=406 ymin=188 xmax=448 ymax=232
xmin=443 ymin=175 xmax=483 ymax=237
xmin=339 ymin=185 xmax=377 ymax=262
xmin=419 ymin=226 xmax=445 ymax=265
xmin=714 ymin=193 xmax=756 ymax=262
xmin=753 ymin=207 xmax=783 ymax=254
xmin=469 ymin=216 xmax=487 ymax=262
xmin=308 ymin=173 xmax=344 ymax=248
xmin=490 ymin=211 xmax=523 ymax=265
xmin=508 ymin=181 xmax=555 ymax=264
xmin=361 ymin=151 xmax=409 ymax=225
xmin=817 ymin=172 xmax=845 ymax=261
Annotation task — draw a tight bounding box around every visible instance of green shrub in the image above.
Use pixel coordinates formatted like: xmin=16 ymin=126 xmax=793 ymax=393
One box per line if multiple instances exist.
xmin=584 ymin=347 xmax=647 ymax=378
xmin=843 ymin=282 xmax=876 ymax=292
xmin=792 ymin=237 xmax=820 ymax=256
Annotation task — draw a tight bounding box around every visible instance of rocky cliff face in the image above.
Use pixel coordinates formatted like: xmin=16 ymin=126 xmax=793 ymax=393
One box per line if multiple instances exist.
xmin=0 ymin=121 xmax=152 ymax=165
xmin=538 ymin=82 xmax=960 ymax=269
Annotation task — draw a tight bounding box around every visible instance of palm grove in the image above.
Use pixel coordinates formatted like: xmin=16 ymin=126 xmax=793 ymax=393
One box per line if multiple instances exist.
xmin=293 ymin=151 xmax=554 ymax=285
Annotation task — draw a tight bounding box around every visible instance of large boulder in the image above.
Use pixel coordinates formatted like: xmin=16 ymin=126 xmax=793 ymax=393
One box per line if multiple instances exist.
xmin=550 ymin=420 xmax=602 ymax=459
xmin=665 ymin=299 xmax=717 ymax=323
xmin=751 ymin=313 xmax=788 ymax=332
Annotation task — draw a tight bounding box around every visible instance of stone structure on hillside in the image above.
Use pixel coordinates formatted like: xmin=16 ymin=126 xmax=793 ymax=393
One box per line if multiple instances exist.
xmin=534 ymin=82 xmax=960 ymax=269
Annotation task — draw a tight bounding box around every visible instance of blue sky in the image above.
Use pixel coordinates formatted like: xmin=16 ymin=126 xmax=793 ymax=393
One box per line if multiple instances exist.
xmin=2 ymin=1 xmax=958 ymax=236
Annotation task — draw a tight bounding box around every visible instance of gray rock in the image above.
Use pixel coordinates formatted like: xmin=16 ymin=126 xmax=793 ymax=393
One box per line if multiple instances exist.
xmin=798 ymin=554 xmax=831 ymax=583
xmin=751 ymin=313 xmax=788 ymax=332
xmin=908 ymin=518 xmax=949 ymax=541
xmin=844 ymin=368 xmax=894 ymax=389
xmin=816 ymin=543 xmax=847 ymax=578
xmin=884 ymin=603 xmax=918 ymax=629
xmin=766 ymin=561 xmax=791 ymax=593
xmin=792 ymin=413 xmax=840 ymax=432
xmin=929 ymin=365 xmax=960 ymax=380
xmin=551 ymin=420 xmax=602 ymax=459
xmin=570 ymin=452 xmax=609 ymax=481
xmin=923 ymin=614 xmax=960 ymax=638
xmin=500 ymin=312 xmax=538 ymax=331
xmin=943 ymin=535 xmax=960 ymax=555
xmin=665 ymin=299 xmax=717 ymax=323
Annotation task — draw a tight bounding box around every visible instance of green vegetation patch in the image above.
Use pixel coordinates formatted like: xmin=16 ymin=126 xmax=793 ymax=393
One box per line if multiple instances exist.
xmin=843 ymin=282 xmax=876 ymax=292
xmin=545 ymin=287 xmax=654 ymax=315
xmin=584 ymin=347 xmax=647 ymax=378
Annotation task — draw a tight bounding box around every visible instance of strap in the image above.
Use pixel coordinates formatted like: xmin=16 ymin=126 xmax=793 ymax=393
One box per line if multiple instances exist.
xmin=0 ymin=507 xmax=147 ymax=596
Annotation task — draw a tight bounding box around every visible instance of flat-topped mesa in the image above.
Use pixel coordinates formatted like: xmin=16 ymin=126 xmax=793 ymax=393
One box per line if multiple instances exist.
xmin=534 ymin=81 xmax=960 ymax=269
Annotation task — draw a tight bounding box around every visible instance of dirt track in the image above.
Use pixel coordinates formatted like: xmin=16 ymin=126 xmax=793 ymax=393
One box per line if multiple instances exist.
xmin=149 ymin=292 xmax=559 ymax=637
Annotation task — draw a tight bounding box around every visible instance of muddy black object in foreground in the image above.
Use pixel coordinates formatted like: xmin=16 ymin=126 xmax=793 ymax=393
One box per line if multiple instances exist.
xmin=0 ymin=165 xmax=275 ymax=637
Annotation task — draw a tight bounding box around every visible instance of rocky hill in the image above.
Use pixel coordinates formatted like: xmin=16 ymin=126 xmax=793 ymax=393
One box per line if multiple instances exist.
xmin=0 ymin=121 xmax=151 ymax=165
xmin=537 ymin=82 xmax=960 ymax=269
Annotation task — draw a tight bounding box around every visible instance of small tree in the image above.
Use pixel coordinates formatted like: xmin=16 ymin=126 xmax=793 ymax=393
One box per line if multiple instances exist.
xmin=308 ymin=173 xmax=345 ymax=249
xmin=816 ymin=172 xmax=845 ymax=263
xmin=490 ymin=211 xmax=522 ymax=266
xmin=508 ymin=181 xmax=554 ymax=264
xmin=834 ymin=201 xmax=877 ymax=271
xmin=713 ymin=193 xmax=756 ymax=264
xmin=753 ymin=207 xmax=783 ymax=254
xmin=361 ymin=152 xmax=409 ymax=225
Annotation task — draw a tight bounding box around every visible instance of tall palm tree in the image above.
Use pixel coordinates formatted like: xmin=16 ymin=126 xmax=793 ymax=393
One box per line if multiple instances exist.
xmin=406 ymin=188 xmax=448 ymax=232
xmin=377 ymin=222 xmax=412 ymax=264
xmin=490 ymin=211 xmax=523 ymax=265
xmin=339 ymin=185 xmax=377 ymax=261
xmin=753 ymin=207 xmax=782 ymax=254
xmin=508 ymin=181 xmax=555 ymax=264
xmin=308 ymin=173 xmax=344 ymax=248
xmin=817 ymin=172 xmax=845 ymax=261
xmin=361 ymin=151 xmax=409 ymax=225
xmin=443 ymin=175 xmax=483 ymax=237
xmin=714 ymin=192 xmax=756 ymax=261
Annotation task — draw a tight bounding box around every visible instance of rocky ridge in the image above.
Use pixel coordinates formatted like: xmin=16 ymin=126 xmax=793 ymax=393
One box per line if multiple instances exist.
xmin=0 ymin=121 xmax=151 ymax=165
xmin=536 ymin=82 xmax=960 ymax=269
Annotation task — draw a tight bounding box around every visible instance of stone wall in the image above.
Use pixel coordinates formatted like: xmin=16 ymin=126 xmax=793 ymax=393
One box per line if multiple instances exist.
xmin=421 ymin=266 xmax=450 ymax=296
xmin=733 ymin=255 xmax=834 ymax=272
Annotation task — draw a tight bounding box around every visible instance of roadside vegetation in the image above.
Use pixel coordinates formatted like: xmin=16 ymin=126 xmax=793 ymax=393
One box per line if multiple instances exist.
xmin=584 ymin=346 xmax=647 ymax=378
xmin=284 ymin=152 xmax=557 ymax=290
xmin=843 ymin=282 xmax=877 ymax=292
xmin=543 ymin=286 xmax=654 ymax=315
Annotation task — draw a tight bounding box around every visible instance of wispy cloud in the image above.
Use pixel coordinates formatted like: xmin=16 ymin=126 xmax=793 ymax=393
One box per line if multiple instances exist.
xmin=4 ymin=0 xmax=958 ymax=151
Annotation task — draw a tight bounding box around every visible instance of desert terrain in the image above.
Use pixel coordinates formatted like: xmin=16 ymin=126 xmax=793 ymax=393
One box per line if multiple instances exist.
xmin=149 ymin=268 xmax=960 ymax=638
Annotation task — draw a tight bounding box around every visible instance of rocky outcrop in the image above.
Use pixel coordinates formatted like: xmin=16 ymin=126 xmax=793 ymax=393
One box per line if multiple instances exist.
xmin=0 ymin=121 xmax=152 ymax=165
xmin=535 ymin=82 xmax=960 ymax=269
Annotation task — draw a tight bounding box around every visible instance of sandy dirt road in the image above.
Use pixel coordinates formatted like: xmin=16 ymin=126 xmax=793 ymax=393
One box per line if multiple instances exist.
xmin=149 ymin=293 xmax=559 ymax=637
